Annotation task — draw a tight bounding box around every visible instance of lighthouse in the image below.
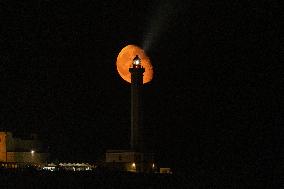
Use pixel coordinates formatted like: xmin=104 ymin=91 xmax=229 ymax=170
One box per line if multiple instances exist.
xmin=105 ymin=49 xmax=156 ymax=173
xmin=129 ymin=55 xmax=145 ymax=151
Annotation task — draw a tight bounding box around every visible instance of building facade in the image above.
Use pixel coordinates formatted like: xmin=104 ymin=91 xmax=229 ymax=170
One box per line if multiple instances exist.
xmin=0 ymin=131 xmax=49 ymax=168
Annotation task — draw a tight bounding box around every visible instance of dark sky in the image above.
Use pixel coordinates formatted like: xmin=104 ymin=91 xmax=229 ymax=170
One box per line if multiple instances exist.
xmin=0 ymin=0 xmax=279 ymax=179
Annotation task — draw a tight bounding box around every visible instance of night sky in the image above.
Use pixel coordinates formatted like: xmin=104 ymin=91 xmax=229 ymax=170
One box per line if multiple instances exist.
xmin=0 ymin=0 xmax=279 ymax=179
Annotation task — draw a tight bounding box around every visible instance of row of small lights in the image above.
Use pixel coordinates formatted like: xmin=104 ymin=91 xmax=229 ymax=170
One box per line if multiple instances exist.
xmin=31 ymin=149 xmax=156 ymax=170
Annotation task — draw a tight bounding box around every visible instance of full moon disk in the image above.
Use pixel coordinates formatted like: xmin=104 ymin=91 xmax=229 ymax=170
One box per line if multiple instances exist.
xmin=116 ymin=45 xmax=153 ymax=84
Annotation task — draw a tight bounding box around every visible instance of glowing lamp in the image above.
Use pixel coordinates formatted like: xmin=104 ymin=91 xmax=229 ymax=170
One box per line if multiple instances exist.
xmin=132 ymin=162 xmax=136 ymax=168
xmin=133 ymin=55 xmax=141 ymax=66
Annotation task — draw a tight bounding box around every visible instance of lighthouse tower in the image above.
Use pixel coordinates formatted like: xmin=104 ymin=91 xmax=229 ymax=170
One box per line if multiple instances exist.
xmin=105 ymin=54 xmax=156 ymax=173
xmin=129 ymin=55 xmax=145 ymax=152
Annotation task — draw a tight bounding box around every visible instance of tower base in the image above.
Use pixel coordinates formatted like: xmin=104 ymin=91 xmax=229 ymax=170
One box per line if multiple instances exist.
xmin=105 ymin=150 xmax=157 ymax=173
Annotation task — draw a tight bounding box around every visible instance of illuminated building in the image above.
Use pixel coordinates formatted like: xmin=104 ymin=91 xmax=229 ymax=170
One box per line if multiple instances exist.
xmin=0 ymin=131 xmax=49 ymax=168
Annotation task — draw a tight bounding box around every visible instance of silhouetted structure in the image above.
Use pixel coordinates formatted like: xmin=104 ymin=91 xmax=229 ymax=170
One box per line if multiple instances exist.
xmin=129 ymin=55 xmax=145 ymax=151
xmin=105 ymin=55 xmax=156 ymax=173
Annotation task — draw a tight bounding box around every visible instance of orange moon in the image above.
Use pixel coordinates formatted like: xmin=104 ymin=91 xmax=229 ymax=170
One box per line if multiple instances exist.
xmin=116 ymin=45 xmax=153 ymax=84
